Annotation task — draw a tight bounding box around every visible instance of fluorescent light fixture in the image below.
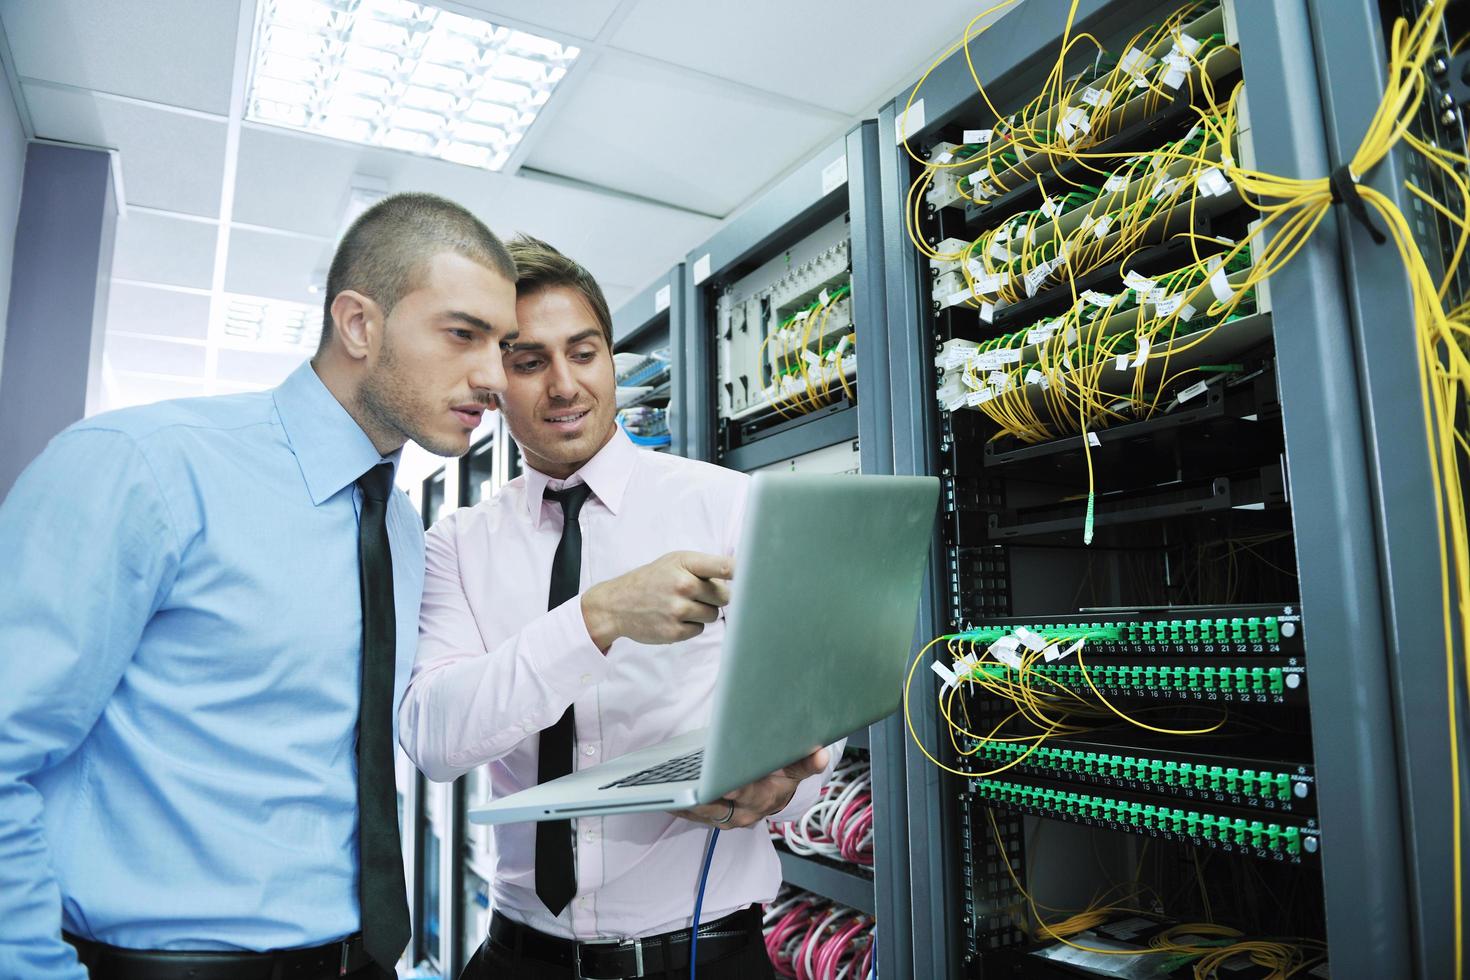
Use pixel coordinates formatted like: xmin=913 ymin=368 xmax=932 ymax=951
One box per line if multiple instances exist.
xmin=221 ymin=293 xmax=322 ymax=351
xmin=246 ymin=0 xmax=579 ymax=171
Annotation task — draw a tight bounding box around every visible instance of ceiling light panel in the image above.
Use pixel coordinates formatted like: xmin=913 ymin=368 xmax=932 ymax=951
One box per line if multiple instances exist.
xmin=221 ymin=293 xmax=322 ymax=352
xmin=246 ymin=0 xmax=579 ymax=171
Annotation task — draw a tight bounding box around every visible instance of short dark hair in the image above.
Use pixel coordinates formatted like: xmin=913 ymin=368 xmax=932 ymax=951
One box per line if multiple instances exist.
xmin=316 ymin=192 xmax=514 ymax=355
xmin=504 ymin=234 xmax=614 ymax=348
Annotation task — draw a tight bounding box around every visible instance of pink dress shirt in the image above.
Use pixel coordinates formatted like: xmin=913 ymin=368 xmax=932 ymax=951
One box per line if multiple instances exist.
xmin=398 ymin=426 xmax=840 ymax=940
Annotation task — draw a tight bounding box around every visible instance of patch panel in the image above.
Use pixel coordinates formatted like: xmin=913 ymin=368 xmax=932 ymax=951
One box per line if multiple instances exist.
xmin=964 ymin=658 xmax=1305 ymax=704
xmin=950 ymin=605 xmax=1303 ymax=656
xmin=715 ymin=215 xmax=853 ymax=424
xmin=967 ymin=738 xmax=1315 ymax=814
xmin=968 ymin=777 xmax=1320 ymax=864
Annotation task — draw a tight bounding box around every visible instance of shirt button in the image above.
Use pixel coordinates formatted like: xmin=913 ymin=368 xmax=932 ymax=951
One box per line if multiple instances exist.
xmin=521 ymin=719 xmax=535 ymax=733
xmin=583 ymin=744 xmax=597 ymax=756
xmin=580 ymin=673 xmax=594 ymax=686
xmin=582 ymin=829 xmax=596 ymax=843
xmin=578 ymin=895 xmax=592 ymax=908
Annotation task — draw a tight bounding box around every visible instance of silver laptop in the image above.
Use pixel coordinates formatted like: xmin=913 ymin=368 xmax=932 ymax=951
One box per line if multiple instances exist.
xmin=467 ymin=472 xmax=939 ymax=826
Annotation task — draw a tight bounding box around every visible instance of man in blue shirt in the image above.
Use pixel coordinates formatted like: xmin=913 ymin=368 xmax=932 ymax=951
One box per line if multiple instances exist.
xmin=0 ymin=193 xmax=519 ymax=980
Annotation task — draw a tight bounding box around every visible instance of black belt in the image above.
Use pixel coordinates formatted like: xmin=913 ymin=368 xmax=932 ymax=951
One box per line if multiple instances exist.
xmin=63 ymin=931 xmax=375 ymax=980
xmin=487 ymin=905 xmax=761 ymax=980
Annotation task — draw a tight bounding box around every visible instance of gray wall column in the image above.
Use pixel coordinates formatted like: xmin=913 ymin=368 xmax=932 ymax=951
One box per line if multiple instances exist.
xmin=0 ymin=142 xmax=117 ymax=499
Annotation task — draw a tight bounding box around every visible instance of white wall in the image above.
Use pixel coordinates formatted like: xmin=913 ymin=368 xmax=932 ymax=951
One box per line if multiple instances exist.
xmin=0 ymin=80 xmax=23 ymax=383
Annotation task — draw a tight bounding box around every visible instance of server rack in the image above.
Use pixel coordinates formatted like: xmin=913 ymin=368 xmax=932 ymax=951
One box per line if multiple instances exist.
xmin=447 ymin=420 xmax=529 ymax=975
xmin=874 ymin=0 xmax=1459 ymax=975
xmin=680 ymin=120 xmax=902 ymax=969
xmin=612 ymin=265 xmax=684 ymax=456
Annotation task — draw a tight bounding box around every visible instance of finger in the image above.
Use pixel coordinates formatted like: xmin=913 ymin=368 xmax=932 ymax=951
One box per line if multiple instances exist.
xmin=680 ymin=599 xmax=721 ymax=625
xmin=667 ymin=621 xmax=705 ymax=643
xmin=685 ymin=576 xmax=731 ymax=607
xmin=678 ymin=551 xmax=735 ymax=582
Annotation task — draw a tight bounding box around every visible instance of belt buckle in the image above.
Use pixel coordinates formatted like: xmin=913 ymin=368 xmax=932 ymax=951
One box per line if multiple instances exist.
xmin=623 ymin=936 xmax=645 ymax=977
xmin=574 ymin=936 xmax=644 ymax=980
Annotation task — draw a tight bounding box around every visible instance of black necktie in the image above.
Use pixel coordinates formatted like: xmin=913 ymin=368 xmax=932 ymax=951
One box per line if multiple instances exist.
xmin=536 ymin=482 xmax=592 ymax=916
xmin=355 ymin=463 xmax=410 ymax=970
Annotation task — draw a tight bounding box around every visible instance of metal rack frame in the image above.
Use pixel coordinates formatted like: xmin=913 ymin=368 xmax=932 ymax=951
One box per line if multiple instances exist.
xmin=674 ymin=121 xmax=900 ymax=967
xmin=871 ymin=0 xmax=1445 ymax=974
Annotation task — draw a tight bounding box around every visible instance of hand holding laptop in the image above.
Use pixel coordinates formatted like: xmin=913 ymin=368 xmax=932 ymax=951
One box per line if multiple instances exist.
xmin=581 ymin=551 xmax=734 ymax=651
xmin=673 ymin=746 xmax=830 ymax=829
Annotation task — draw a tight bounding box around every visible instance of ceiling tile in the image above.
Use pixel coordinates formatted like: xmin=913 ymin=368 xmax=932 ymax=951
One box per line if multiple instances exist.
xmin=111 ymin=211 xmax=217 ymax=289
xmin=435 ymin=0 xmax=622 ymax=42
xmin=106 ymin=281 xmax=212 ymax=342
xmin=523 ymin=52 xmax=844 ymax=216
xmin=23 ymin=83 xmax=226 ymax=217
xmin=102 ymin=333 xmax=207 ymax=376
xmin=607 ymin=0 xmax=1011 ymax=115
xmin=232 ymin=124 xmax=717 ymax=311
xmin=224 ymin=226 xmax=332 ymax=306
xmin=1 ymin=0 xmax=240 ymax=115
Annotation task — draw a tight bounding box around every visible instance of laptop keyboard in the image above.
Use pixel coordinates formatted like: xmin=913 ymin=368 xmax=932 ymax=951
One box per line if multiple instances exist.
xmin=599 ymin=749 xmax=704 ymax=790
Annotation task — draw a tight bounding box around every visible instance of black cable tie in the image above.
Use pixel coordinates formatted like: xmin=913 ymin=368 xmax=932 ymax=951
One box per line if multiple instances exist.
xmin=1328 ymin=164 xmax=1387 ymax=245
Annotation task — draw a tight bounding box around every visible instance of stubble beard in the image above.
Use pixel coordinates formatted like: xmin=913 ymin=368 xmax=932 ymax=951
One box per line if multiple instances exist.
xmin=358 ymin=336 xmax=464 ymax=457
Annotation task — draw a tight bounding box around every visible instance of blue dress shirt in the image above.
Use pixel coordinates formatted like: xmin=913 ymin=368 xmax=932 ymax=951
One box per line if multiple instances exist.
xmin=0 ymin=363 xmax=425 ymax=979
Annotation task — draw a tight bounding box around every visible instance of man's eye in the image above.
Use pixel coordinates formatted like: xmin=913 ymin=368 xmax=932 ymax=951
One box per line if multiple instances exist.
xmin=514 ymin=359 xmax=542 ymax=372
xmin=450 ymin=328 xmax=474 ymax=341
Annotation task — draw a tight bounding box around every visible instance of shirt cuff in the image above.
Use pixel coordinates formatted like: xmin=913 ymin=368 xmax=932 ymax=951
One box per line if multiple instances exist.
xmin=529 ymin=596 xmax=613 ymax=704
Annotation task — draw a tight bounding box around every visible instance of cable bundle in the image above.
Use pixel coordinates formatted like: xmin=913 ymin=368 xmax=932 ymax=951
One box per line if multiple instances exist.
xmin=762 ymin=887 xmax=875 ymax=980
xmin=757 ymin=281 xmax=856 ymax=418
xmin=769 ymin=753 xmax=874 ymax=866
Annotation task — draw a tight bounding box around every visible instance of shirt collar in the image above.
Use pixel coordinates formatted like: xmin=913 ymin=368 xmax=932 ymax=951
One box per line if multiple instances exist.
xmin=523 ymin=425 xmax=637 ymax=528
xmin=273 ymin=362 xmax=402 ymax=506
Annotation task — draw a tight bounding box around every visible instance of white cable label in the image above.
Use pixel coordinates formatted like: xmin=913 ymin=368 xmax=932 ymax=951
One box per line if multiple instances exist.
xmin=1123 ymin=271 xmax=1156 ymax=294
xmin=1132 ymin=335 xmax=1152 ymax=367
xmin=1176 ymin=380 xmax=1210 ymax=403
xmin=979 ymin=301 xmax=995 ymax=323
xmin=1103 ymin=174 xmax=1129 ymax=193
xmin=1024 ymin=368 xmax=1044 ymax=385
xmin=1119 ymin=46 xmax=1157 ymax=80
xmin=1081 ymin=290 xmax=1114 ymax=308
xmin=963 ymin=129 xmax=993 ymax=145
xmin=931 ymin=660 xmax=961 ymax=690
xmin=1087 ymin=431 xmax=1101 ymax=447
xmin=1014 ymin=627 xmax=1049 ymax=652
xmin=1116 ymin=353 xmax=1131 ymax=371
xmin=1209 ymin=267 xmax=1235 ymax=303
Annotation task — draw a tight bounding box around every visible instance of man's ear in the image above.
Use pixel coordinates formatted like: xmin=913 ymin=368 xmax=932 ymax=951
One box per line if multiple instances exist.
xmin=328 ymin=290 xmax=382 ymax=361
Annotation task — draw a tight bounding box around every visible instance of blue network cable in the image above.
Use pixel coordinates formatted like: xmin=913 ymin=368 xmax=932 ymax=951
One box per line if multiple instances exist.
xmin=689 ymin=827 xmax=720 ymax=980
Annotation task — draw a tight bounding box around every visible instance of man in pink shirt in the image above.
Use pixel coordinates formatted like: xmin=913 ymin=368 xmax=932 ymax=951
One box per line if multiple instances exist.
xmin=397 ymin=235 xmax=840 ymax=979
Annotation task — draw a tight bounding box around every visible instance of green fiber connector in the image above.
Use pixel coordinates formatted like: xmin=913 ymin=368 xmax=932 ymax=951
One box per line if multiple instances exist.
xmin=1184 ymin=619 xmax=1199 ymax=643
xmin=1285 ymin=827 xmax=1302 ymax=856
xmin=1265 ymin=617 xmax=1281 ymax=643
xmin=1274 ymin=774 xmax=1292 ymax=801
